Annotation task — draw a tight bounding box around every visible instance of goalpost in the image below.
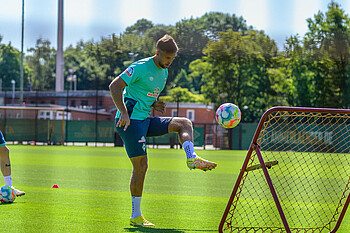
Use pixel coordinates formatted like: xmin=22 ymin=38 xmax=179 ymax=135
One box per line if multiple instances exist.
xmin=219 ymin=107 xmax=350 ymax=233
xmin=0 ymin=106 xmax=66 ymax=144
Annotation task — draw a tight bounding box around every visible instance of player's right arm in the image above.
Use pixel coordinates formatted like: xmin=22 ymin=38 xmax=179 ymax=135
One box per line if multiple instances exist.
xmin=109 ymin=76 xmax=130 ymax=131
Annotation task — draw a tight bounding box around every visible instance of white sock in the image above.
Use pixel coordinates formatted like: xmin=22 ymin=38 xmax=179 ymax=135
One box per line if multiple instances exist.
xmin=4 ymin=175 xmax=12 ymax=187
xmin=131 ymin=196 xmax=142 ymax=219
xmin=183 ymin=141 xmax=196 ymax=159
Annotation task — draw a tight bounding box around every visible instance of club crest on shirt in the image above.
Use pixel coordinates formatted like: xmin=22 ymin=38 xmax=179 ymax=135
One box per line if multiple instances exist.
xmin=125 ymin=67 xmax=134 ymax=77
xmin=138 ymin=136 xmax=146 ymax=143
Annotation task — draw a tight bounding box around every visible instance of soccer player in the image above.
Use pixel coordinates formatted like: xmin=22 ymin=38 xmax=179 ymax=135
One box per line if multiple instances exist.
xmin=0 ymin=130 xmax=25 ymax=196
xmin=109 ymin=34 xmax=217 ymax=228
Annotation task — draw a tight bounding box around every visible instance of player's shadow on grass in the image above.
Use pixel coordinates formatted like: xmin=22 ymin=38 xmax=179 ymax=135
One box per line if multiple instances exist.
xmin=124 ymin=227 xmax=217 ymax=232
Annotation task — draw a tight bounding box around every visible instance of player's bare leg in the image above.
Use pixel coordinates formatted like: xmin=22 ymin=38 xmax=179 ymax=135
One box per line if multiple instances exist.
xmin=0 ymin=145 xmax=10 ymax=177
xmin=168 ymin=117 xmax=217 ymax=171
xmin=0 ymin=145 xmax=25 ymax=196
xmin=130 ymin=155 xmax=148 ymax=197
xmin=129 ymin=155 xmax=155 ymax=227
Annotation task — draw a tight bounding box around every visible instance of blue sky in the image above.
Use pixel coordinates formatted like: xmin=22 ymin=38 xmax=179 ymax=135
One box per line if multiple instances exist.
xmin=0 ymin=0 xmax=350 ymax=51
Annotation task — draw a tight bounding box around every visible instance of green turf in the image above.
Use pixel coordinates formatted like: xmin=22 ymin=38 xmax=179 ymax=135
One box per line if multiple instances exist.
xmin=1 ymin=145 xmax=349 ymax=232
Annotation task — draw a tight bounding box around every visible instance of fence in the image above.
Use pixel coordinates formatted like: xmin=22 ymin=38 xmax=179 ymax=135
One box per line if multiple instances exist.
xmin=0 ymin=89 xmax=260 ymax=149
xmin=0 ymin=111 xmax=258 ymax=149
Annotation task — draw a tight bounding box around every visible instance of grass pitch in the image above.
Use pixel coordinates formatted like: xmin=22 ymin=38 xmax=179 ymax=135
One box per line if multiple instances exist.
xmin=1 ymin=145 xmax=350 ymax=232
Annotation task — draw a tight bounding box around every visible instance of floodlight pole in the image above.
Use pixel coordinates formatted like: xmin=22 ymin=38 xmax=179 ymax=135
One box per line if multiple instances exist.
xmin=20 ymin=0 xmax=24 ymax=105
xmin=56 ymin=0 xmax=64 ymax=92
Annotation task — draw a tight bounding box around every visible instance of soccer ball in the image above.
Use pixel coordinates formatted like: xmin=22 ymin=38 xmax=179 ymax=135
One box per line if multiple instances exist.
xmin=216 ymin=103 xmax=241 ymax=128
xmin=0 ymin=185 xmax=16 ymax=203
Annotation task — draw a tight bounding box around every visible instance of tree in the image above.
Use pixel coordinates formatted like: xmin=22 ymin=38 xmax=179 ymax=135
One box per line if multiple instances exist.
xmin=120 ymin=33 xmax=154 ymax=61
xmin=145 ymin=24 xmax=175 ymax=43
xmin=284 ymin=35 xmax=315 ymax=107
xmin=125 ymin=18 xmax=154 ymax=36
xmin=169 ymin=68 xmax=193 ymax=91
xmin=198 ymin=12 xmax=250 ymax=39
xmin=303 ymin=1 xmax=350 ymax=108
xmin=159 ymin=87 xmax=206 ymax=103
xmin=0 ymin=43 xmax=21 ymax=90
xmin=26 ymin=39 xmax=56 ymax=90
xmin=200 ymin=29 xmax=279 ymax=122
xmin=83 ymin=34 xmax=127 ymax=89
xmin=188 ymin=58 xmax=210 ymax=93
xmin=164 ymin=17 xmax=209 ymax=91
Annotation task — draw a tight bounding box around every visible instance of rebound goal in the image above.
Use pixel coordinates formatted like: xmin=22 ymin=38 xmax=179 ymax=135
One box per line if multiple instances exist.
xmin=219 ymin=107 xmax=350 ymax=233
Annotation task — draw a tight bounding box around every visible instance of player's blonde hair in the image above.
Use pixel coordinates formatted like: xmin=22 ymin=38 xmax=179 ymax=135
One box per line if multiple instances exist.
xmin=156 ymin=34 xmax=178 ymax=53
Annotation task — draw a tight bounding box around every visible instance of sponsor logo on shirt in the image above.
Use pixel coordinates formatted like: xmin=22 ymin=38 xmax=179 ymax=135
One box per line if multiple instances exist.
xmin=147 ymin=88 xmax=160 ymax=98
xmin=125 ymin=67 xmax=134 ymax=77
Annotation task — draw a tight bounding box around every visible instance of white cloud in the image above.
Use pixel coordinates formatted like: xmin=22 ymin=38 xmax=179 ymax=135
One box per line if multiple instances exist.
xmin=178 ymin=0 xmax=212 ymax=19
xmin=0 ymin=1 xmax=21 ymax=20
xmin=293 ymin=0 xmax=321 ymax=35
xmin=65 ymin=0 xmax=94 ymax=25
xmin=236 ymin=0 xmax=269 ymax=30
xmin=118 ymin=0 xmax=154 ymax=27
xmin=342 ymin=0 xmax=350 ymax=18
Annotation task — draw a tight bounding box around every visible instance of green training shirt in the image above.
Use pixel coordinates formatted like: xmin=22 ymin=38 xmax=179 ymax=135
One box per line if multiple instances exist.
xmin=116 ymin=57 xmax=168 ymax=120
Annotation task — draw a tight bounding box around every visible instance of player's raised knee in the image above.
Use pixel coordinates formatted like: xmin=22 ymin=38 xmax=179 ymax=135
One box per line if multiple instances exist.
xmin=180 ymin=117 xmax=192 ymax=128
xmin=169 ymin=117 xmax=193 ymax=133
xmin=173 ymin=117 xmax=192 ymax=127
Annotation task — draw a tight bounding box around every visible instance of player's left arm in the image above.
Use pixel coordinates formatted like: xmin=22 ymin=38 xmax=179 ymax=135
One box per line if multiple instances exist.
xmin=152 ymin=100 xmax=166 ymax=114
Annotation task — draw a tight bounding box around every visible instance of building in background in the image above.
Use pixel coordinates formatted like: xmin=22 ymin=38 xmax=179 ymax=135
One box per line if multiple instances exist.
xmin=0 ymin=90 xmax=216 ymax=124
xmin=151 ymin=102 xmax=215 ymax=124
xmin=0 ymin=90 xmax=114 ymax=121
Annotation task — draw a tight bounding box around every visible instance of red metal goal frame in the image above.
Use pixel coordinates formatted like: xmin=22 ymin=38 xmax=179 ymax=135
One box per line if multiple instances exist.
xmin=219 ymin=106 xmax=350 ymax=233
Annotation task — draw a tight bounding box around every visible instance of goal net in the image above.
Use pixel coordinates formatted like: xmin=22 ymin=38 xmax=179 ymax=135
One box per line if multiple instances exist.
xmin=219 ymin=107 xmax=350 ymax=233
